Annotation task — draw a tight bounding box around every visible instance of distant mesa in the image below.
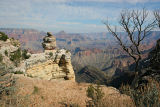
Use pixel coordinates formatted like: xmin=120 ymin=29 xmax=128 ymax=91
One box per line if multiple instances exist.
xmin=57 ymin=30 xmax=67 ymax=35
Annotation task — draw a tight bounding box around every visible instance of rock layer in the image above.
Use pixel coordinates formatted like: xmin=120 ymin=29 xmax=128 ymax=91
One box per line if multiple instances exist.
xmin=0 ymin=32 xmax=75 ymax=81
xmin=42 ymin=32 xmax=56 ymax=51
xmin=25 ymin=32 xmax=75 ymax=81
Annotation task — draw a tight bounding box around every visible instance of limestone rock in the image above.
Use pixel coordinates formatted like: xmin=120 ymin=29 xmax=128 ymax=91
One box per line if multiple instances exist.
xmin=47 ymin=32 xmax=52 ymax=36
xmin=0 ymin=32 xmax=75 ymax=81
xmin=25 ymin=49 xmax=75 ymax=81
xmin=0 ymin=38 xmax=20 ymax=67
xmin=25 ymin=33 xmax=75 ymax=81
xmin=42 ymin=32 xmax=56 ymax=50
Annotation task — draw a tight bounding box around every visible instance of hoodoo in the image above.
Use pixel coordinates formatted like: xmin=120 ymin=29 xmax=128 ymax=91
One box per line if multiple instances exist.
xmin=24 ymin=32 xmax=75 ymax=81
xmin=42 ymin=32 xmax=56 ymax=52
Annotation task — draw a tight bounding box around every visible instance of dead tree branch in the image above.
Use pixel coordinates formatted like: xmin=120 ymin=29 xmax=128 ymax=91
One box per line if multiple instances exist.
xmin=105 ymin=9 xmax=157 ymax=73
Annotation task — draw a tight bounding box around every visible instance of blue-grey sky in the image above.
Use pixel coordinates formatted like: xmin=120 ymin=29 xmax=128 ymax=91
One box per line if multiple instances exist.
xmin=0 ymin=0 xmax=160 ymax=33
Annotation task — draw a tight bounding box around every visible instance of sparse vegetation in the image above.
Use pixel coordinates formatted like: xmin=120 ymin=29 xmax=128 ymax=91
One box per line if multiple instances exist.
xmin=0 ymin=63 xmax=16 ymax=106
xmin=27 ymin=74 xmax=33 ymax=78
xmin=22 ymin=49 xmax=30 ymax=59
xmin=41 ymin=96 xmax=45 ymax=100
xmin=4 ymin=50 xmax=8 ymax=56
xmin=60 ymin=102 xmax=80 ymax=107
xmin=70 ymin=103 xmax=80 ymax=107
xmin=10 ymin=48 xmax=22 ymax=66
xmin=32 ymin=86 xmax=39 ymax=94
xmin=14 ymin=71 xmax=23 ymax=74
xmin=0 ymin=73 xmax=135 ymax=107
xmin=0 ymin=32 xmax=8 ymax=41
xmin=9 ymin=37 xmax=20 ymax=47
xmin=0 ymin=69 xmax=15 ymax=96
xmin=13 ymin=42 xmax=18 ymax=47
xmin=66 ymin=50 xmax=69 ymax=53
xmin=0 ymin=54 xmax=3 ymax=62
xmin=86 ymin=84 xmax=104 ymax=107
xmin=49 ymin=52 xmax=53 ymax=57
xmin=120 ymin=79 xmax=160 ymax=107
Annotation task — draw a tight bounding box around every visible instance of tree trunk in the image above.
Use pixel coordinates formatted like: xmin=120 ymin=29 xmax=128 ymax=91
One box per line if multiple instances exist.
xmin=132 ymin=57 xmax=141 ymax=88
xmin=135 ymin=56 xmax=142 ymax=74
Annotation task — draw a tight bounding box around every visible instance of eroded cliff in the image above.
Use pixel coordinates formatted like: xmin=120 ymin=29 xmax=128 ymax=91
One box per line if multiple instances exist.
xmin=25 ymin=32 xmax=75 ymax=81
xmin=0 ymin=32 xmax=75 ymax=81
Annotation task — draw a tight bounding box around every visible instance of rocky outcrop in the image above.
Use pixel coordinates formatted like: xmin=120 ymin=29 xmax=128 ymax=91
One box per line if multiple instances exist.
xmin=25 ymin=49 xmax=75 ymax=81
xmin=0 ymin=37 xmax=20 ymax=67
xmin=0 ymin=32 xmax=75 ymax=81
xmin=0 ymin=39 xmax=19 ymax=55
xmin=42 ymin=32 xmax=56 ymax=51
xmin=25 ymin=32 xmax=75 ymax=81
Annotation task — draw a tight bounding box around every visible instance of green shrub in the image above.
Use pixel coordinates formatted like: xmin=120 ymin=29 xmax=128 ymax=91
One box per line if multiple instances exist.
xmin=66 ymin=50 xmax=70 ymax=53
xmin=10 ymin=48 xmax=21 ymax=66
xmin=41 ymin=96 xmax=45 ymax=100
xmin=32 ymin=86 xmax=39 ymax=94
xmin=120 ymin=79 xmax=160 ymax=107
xmin=14 ymin=71 xmax=23 ymax=74
xmin=10 ymin=38 xmax=20 ymax=47
xmin=0 ymin=54 xmax=3 ymax=62
xmin=0 ymin=63 xmax=16 ymax=100
xmin=0 ymin=66 xmax=31 ymax=106
xmin=86 ymin=84 xmax=104 ymax=107
xmin=0 ymin=32 xmax=8 ymax=41
xmin=4 ymin=50 xmax=8 ymax=56
xmin=22 ymin=49 xmax=30 ymax=59
xmin=49 ymin=52 xmax=53 ymax=57
xmin=27 ymin=74 xmax=33 ymax=78
xmin=12 ymin=41 xmax=19 ymax=47
xmin=13 ymin=42 xmax=17 ymax=47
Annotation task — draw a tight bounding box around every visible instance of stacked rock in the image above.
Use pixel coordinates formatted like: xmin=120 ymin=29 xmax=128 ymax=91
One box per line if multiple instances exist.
xmin=42 ymin=32 xmax=56 ymax=51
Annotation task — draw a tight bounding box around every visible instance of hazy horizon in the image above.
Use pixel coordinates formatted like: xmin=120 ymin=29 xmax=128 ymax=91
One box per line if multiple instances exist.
xmin=0 ymin=0 xmax=160 ymax=33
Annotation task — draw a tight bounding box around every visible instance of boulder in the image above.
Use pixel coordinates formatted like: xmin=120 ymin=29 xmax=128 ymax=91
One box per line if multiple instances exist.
xmin=42 ymin=32 xmax=56 ymax=50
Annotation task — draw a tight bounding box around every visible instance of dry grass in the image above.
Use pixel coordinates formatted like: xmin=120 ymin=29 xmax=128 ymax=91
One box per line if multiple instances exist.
xmin=120 ymin=78 xmax=160 ymax=107
xmin=3 ymin=74 xmax=135 ymax=107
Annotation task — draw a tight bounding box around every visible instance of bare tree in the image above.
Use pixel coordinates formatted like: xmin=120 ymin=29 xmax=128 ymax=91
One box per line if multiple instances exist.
xmin=154 ymin=10 xmax=160 ymax=28
xmin=105 ymin=9 xmax=157 ymax=74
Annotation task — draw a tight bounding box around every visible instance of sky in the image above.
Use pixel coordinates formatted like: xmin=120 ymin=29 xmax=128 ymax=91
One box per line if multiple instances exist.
xmin=0 ymin=0 xmax=160 ymax=33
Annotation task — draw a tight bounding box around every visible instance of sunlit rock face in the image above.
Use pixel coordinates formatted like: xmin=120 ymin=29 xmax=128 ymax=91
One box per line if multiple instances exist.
xmin=25 ymin=32 xmax=75 ymax=81
xmin=42 ymin=32 xmax=56 ymax=51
